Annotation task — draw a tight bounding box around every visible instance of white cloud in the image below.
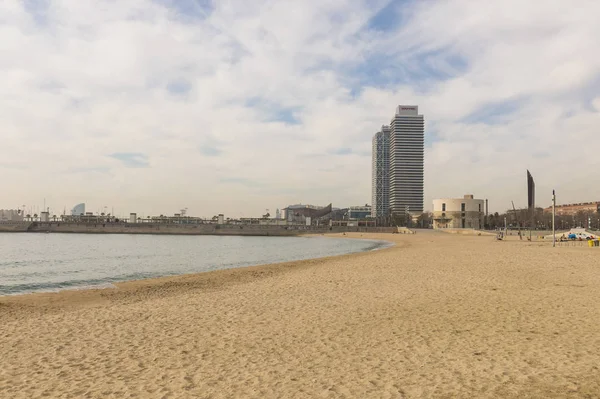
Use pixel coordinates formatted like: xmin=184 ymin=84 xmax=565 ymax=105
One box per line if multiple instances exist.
xmin=1 ymin=0 xmax=599 ymax=217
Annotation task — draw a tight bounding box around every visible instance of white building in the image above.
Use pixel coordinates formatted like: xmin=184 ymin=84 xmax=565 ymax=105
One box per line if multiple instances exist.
xmin=390 ymin=105 xmax=424 ymax=215
xmin=432 ymin=194 xmax=485 ymax=229
xmin=0 ymin=209 xmax=23 ymax=221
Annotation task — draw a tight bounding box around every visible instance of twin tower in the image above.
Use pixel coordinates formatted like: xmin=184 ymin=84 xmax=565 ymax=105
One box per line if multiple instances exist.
xmin=371 ymin=105 xmax=424 ymax=218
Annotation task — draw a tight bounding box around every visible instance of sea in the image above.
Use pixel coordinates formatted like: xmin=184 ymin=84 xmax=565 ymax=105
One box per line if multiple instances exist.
xmin=0 ymin=233 xmax=390 ymax=296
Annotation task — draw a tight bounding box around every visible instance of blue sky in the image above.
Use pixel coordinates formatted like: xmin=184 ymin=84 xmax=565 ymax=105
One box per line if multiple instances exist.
xmin=1 ymin=0 xmax=599 ymax=217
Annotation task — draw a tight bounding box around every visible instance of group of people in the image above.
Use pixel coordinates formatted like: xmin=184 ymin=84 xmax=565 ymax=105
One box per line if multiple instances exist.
xmin=559 ymin=233 xmax=597 ymax=242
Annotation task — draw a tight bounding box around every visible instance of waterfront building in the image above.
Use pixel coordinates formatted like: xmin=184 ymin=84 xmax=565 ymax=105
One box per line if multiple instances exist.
xmin=389 ymin=105 xmax=424 ymax=215
xmin=71 ymin=203 xmax=85 ymax=216
xmin=348 ymin=205 xmax=372 ymax=219
xmin=432 ymin=194 xmax=485 ymax=229
xmin=283 ymin=204 xmax=333 ymax=224
xmin=371 ymin=125 xmax=391 ymax=217
xmin=0 ymin=209 xmax=23 ymax=221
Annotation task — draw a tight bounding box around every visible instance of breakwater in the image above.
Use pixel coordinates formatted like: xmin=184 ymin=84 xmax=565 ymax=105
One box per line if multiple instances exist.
xmin=0 ymin=221 xmax=32 ymax=232
xmin=0 ymin=221 xmax=396 ymax=236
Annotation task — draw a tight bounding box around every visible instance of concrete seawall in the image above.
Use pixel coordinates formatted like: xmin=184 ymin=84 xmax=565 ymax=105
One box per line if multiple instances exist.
xmin=5 ymin=222 xmax=397 ymax=236
xmin=0 ymin=222 xmax=32 ymax=232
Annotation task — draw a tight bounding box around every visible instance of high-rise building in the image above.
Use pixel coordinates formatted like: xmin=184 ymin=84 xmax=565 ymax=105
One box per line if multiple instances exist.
xmin=71 ymin=203 xmax=85 ymax=216
xmin=527 ymin=170 xmax=535 ymax=210
xmin=389 ymin=105 xmax=424 ymax=215
xmin=371 ymin=125 xmax=391 ymax=217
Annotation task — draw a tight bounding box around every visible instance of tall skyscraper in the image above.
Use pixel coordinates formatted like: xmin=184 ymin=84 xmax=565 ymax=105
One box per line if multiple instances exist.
xmin=527 ymin=170 xmax=535 ymax=210
xmin=389 ymin=105 xmax=424 ymax=215
xmin=371 ymin=125 xmax=391 ymax=217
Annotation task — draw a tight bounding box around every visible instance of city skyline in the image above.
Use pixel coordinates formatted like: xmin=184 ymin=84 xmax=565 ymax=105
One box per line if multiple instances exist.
xmin=2 ymin=1 xmax=600 ymax=217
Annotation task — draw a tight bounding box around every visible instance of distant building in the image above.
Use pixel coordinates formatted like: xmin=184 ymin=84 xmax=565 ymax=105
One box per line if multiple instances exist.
xmin=325 ymin=208 xmax=349 ymax=221
xmin=372 ymin=125 xmax=391 ymax=217
xmin=543 ymin=202 xmax=600 ymax=216
xmin=527 ymin=170 xmax=535 ymax=210
xmin=389 ymin=105 xmax=424 ymax=215
xmin=348 ymin=205 xmax=372 ymax=219
xmin=432 ymin=194 xmax=485 ymax=229
xmin=372 ymin=106 xmax=424 ymax=219
xmin=61 ymin=213 xmax=110 ymax=223
xmin=283 ymin=204 xmax=332 ymax=223
xmin=71 ymin=203 xmax=85 ymax=216
xmin=0 ymin=209 xmax=23 ymax=221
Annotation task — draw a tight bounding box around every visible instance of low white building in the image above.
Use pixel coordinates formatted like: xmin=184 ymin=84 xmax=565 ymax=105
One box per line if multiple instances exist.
xmin=0 ymin=209 xmax=23 ymax=221
xmin=432 ymin=194 xmax=485 ymax=229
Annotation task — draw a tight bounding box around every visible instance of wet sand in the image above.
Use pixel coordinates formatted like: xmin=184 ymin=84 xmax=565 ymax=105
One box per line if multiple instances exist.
xmin=1 ymin=231 xmax=600 ymax=398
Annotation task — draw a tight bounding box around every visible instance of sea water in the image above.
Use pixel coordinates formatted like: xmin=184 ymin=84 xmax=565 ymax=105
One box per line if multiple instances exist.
xmin=0 ymin=233 xmax=390 ymax=295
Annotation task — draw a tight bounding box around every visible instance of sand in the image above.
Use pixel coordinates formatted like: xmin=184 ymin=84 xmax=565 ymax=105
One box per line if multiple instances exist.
xmin=1 ymin=231 xmax=600 ymax=398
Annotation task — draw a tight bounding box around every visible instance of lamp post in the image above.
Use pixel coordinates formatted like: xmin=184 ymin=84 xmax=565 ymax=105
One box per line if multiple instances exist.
xmin=552 ymin=190 xmax=556 ymax=248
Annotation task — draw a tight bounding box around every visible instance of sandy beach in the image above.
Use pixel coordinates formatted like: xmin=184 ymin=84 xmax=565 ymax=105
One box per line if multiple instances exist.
xmin=2 ymin=231 xmax=600 ymax=398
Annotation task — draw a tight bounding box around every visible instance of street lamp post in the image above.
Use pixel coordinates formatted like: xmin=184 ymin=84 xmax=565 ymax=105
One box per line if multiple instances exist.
xmin=552 ymin=190 xmax=556 ymax=248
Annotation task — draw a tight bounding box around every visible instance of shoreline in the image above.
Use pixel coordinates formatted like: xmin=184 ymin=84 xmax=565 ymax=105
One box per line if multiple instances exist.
xmin=0 ymin=221 xmax=397 ymax=236
xmin=0 ymin=233 xmax=395 ymax=305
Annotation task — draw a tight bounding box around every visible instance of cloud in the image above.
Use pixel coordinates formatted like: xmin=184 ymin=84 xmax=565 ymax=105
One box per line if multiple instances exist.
xmin=329 ymin=147 xmax=353 ymax=155
xmin=218 ymin=177 xmax=260 ymax=187
xmin=198 ymin=134 xmax=225 ymax=156
xmin=1 ymin=0 xmax=599 ymax=217
xmin=166 ymin=79 xmax=193 ymax=96
xmin=199 ymin=145 xmax=222 ymax=157
xmin=67 ymin=166 xmax=112 ymax=174
xmin=109 ymin=153 xmax=150 ymax=168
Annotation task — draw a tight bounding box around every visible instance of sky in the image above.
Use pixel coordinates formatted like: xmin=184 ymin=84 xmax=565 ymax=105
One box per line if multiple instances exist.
xmin=1 ymin=0 xmax=599 ymax=218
